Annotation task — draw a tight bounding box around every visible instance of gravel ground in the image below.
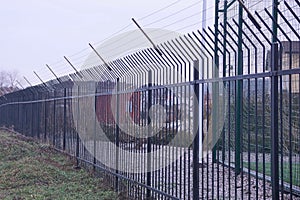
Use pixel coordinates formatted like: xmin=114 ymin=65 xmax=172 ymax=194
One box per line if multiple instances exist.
xmin=71 ymin=140 xmax=300 ymax=199
xmin=147 ymin=151 xmax=300 ymax=199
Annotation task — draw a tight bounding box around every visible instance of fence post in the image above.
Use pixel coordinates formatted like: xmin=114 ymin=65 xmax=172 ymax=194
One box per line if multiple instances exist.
xmin=221 ymin=0 xmax=228 ymax=163
xmin=37 ymin=92 xmax=41 ymax=139
xmin=115 ymin=78 xmax=120 ymax=191
xmin=31 ymin=92 xmax=34 ymax=137
xmin=271 ymin=0 xmax=279 ymax=198
xmin=5 ymin=98 xmax=8 ymax=128
xmin=146 ymin=70 xmax=152 ymax=199
xmin=44 ymin=91 xmax=48 ymax=142
xmin=53 ymin=90 xmax=56 ymax=146
xmin=271 ymin=42 xmax=279 ymax=200
xmin=93 ymin=83 xmax=97 ymax=172
xmin=193 ymin=60 xmax=200 ymax=200
xmin=212 ymin=0 xmax=220 ymax=163
xmin=63 ymin=88 xmax=67 ymax=151
xmin=76 ymin=85 xmax=80 ymax=168
xmin=20 ymin=95 xmax=24 ymax=133
xmin=19 ymin=95 xmax=23 ymax=133
xmin=235 ymin=3 xmax=243 ymax=175
xmin=6 ymin=99 xmax=8 ymax=128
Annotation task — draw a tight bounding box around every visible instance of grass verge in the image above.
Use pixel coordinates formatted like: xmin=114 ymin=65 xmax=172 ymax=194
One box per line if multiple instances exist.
xmin=245 ymin=162 xmax=300 ymax=187
xmin=0 ymin=130 xmax=118 ymax=200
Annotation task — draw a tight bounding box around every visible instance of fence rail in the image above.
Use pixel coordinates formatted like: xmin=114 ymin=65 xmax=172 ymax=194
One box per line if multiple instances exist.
xmin=0 ymin=0 xmax=300 ymax=199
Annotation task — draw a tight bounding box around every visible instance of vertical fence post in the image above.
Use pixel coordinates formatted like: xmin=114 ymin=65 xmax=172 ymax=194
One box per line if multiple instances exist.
xmin=4 ymin=98 xmax=7 ymax=127
xmin=4 ymin=99 xmax=6 ymax=127
xmin=33 ymin=92 xmax=37 ymax=138
xmin=7 ymin=99 xmax=9 ymax=128
xmin=115 ymin=78 xmax=120 ymax=191
xmin=272 ymin=0 xmax=278 ymax=43
xmin=271 ymin=1 xmax=279 ymax=198
xmin=44 ymin=91 xmax=48 ymax=142
xmin=235 ymin=3 xmax=243 ymax=175
xmin=63 ymin=88 xmax=67 ymax=151
xmin=31 ymin=92 xmax=34 ymax=137
xmin=146 ymin=70 xmax=152 ymax=199
xmin=193 ymin=60 xmax=200 ymax=200
xmin=21 ymin=95 xmax=24 ymax=133
xmin=222 ymin=0 xmax=228 ymax=163
xmin=37 ymin=92 xmax=40 ymax=139
xmin=212 ymin=0 xmax=220 ymax=163
xmin=93 ymin=83 xmax=97 ymax=172
xmin=271 ymin=42 xmax=279 ymax=200
xmin=76 ymin=85 xmax=80 ymax=168
xmin=271 ymin=7 xmax=279 ymax=200
xmin=18 ymin=97 xmax=20 ymax=132
xmin=53 ymin=90 xmax=56 ymax=146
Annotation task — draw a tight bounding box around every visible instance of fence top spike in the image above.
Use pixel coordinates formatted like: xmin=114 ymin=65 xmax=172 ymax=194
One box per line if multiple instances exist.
xmin=63 ymin=56 xmax=83 ymax=79
xmin=16 ymin=80 xmax=24 ymax=89
xmin=88 ymin=43 xmax=112 ymax=71
xmin=23 ymin=76 xmax=33 ymax=87
xmin=131 ymin=18 xmax=162 ymax=56
xmin=33 ymin=71 xmax=49 ymax=89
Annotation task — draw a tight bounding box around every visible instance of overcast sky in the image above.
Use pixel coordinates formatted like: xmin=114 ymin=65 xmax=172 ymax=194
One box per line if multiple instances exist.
xmin=0 ymin=0 xmax=214 ymax=86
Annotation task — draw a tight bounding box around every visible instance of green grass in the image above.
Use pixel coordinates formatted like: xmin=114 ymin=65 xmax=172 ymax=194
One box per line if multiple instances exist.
xmin=244 ymin=162 xmax=300 ymax=187
xmin=0 ymin=130 xmax=118 ymax=200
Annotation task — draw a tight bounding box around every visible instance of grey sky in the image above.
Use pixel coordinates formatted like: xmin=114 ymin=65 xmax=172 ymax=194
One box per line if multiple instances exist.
xmin=0 ymin=0 xmax=214 ymax=86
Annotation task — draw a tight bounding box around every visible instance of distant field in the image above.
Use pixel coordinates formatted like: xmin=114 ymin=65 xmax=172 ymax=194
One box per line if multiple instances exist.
xmin=0 ymin=130 xmax=118 ymax=200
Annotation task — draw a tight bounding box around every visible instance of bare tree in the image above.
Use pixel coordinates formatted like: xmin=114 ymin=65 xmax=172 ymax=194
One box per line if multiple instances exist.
xmin=0 ymin=70 xmax=19 ymax=95
xmin=6 ymin=70 xmax=19 ymax=88
xmin=0 ymin=71 xmax=8 ymax=88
